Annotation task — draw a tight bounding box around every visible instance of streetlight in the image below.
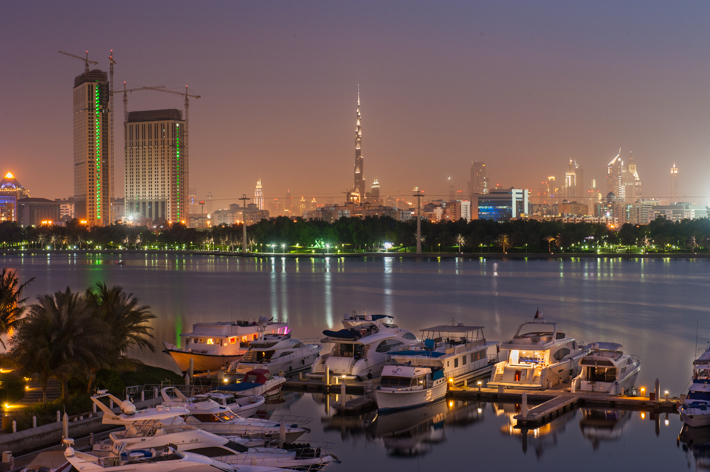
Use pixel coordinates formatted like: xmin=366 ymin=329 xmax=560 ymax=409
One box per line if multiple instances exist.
xmin=281 ymin=243 xmax=285 ymax=254
xmin=325 ymin=244 xmax=330 ymax=255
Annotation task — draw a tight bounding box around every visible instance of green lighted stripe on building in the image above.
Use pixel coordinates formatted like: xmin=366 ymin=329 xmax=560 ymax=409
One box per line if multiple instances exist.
xmin=95 ymin=82 xmax=101 ymax=219
xmin=176 ymin=123 xmax=180 ymax=220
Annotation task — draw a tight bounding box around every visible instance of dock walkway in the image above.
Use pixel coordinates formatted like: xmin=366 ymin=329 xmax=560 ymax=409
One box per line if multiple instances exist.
xmin=514 ymin=395 xmax=579 ymax=426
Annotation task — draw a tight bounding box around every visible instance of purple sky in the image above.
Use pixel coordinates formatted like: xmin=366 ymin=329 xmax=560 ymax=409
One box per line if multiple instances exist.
xmin=2 ymin=1 xmax=710 ymax=207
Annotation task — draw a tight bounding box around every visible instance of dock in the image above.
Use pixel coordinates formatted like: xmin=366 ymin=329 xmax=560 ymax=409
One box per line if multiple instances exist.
xmin=514 ymin=395 xmax=579 ymax=426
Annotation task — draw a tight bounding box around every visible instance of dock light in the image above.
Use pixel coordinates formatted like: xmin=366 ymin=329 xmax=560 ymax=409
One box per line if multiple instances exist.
xmin=25 ymin=386 xmax=28 ymax=390
xmin=223 ymin=378 xmax=228 ymax=383
xmin=448 ymin=378 xmax=454 ymax=384
xmin=448 ymin=400 xmax=454 ymax=408
xmin=665 ymin=419 xmax=669 ymax=426
xmin=640 ymin=412 xmax=646 ymax=420
xmin=342 ymin=375 xmax=346 ymax=379
xmin=640 ymin=387 xmax=646 ymax=396
xmin=3 ymin=404 xmax=7 ymax=409
xmin=664 ymin=390 xmax=669 ymax=401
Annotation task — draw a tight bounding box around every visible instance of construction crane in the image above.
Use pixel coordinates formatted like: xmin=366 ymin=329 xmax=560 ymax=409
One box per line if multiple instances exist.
xmin=110 ymin=83 xmax=166 ymax=122
xmin=58 ymin=50 xmax=98 ymax=73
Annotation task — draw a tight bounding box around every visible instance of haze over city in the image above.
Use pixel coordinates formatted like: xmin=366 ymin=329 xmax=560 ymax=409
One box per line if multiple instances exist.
xmin=3 ymin=1 xmax=710 ymax=205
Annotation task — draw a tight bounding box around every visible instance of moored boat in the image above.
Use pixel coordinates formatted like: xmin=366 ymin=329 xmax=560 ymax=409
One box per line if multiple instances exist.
xmin=571 ymin=342 xmax=641 ymax=395
xmin=680 ymin=346 xmax=710 ymax=427
xmin=374 ymin=365 xmax=447 ymax=411
xmin=219 ymin=369 xmax=287 ymax=397
xmin=192 ymin=391 xmax=265 ymax=418
xmin=232 ymin=334 xmax=321 ymax=375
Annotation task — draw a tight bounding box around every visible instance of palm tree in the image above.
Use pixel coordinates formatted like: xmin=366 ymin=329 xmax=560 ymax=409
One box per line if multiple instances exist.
xmin=543 ymin=236 xmax=555 ymax=254
xmin=10 ymin=288 xmax=108 ymax=402
xmin=496 ymin=234 xmax=511 ymax=254
xmin=554 ymin=233 xmax=564 ymax=252
xmin=690 ymin=236 xmax=699 ymax=254
xmin=455 ymin=234 xmax=467 ymax=254
xmin=0 ymin=269 xmax=34 ymax=347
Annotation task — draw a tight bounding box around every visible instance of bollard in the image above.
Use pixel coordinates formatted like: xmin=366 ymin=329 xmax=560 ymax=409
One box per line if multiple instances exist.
xmin=655 ymin=378 xmax=660 ymax=404
xmin=154 ymin=387 xmax=158 ymax=399
xmin=664 ymin=390 xmax=669 ymax=402
xmin=32 ymin=416 xmax=36 ymax=428
xmin=109 ymin=399 xmax=114 ymax=409
xmin=12 ymin=421 xmax=16 ymax=433
xmin=279 ymin=423 xmax=286 ymax=448
xmin=521 ymin=392 xmax=528 ymax=419
xmin=341 ymin=382 xmax=347 ymax=407
xmin=325 ymin=366 xmax=330 ymax=386
xmin=463 ymin=379 xmax=468 ymax=388
xmin=89 ymin=433 xmax=94 ymax=446
xmin=477 ymin=381 xmax=482 ymax=393
xmin=57 ymin=410 xmax=61 ymax=423
xmin=141 ymin=391 xmax=145 ymax=402
xmin=93 ymin=403 xmax=97 ymax=414
xmin=334 ymin=376 xmax=339 ymax=385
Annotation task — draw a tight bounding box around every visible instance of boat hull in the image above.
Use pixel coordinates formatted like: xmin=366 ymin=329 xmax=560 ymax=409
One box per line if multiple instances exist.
xmin=576 ymin=363 xmax=641 ymax=395
xmin=681 ymin=410 xmax=710 ymax=428
xmin=375 ymin=384 xmax=448 ymax=412
xmin=164 ymin=343 xmax=243 ymax=373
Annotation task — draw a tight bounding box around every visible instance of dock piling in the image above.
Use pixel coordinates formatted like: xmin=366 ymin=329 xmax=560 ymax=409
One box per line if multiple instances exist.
xmin=341 ymin=382 xmax=347 ymax=407
xmin=56 ymin=411 xmax=60 ymax=423
xmin=326 ymin=366 xmax=330 ymax=386
xmin=32 ymin=416 xmax=36 ymax=429
xmin=521 ymin=392 xmax=528 ymax=419
xmin=655 ymin=379 xmax=660 ymax=403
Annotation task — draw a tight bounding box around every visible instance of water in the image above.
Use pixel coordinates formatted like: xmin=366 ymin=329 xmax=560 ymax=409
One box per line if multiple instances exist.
xmin=4 ymin=253 xmax=709 ymax=470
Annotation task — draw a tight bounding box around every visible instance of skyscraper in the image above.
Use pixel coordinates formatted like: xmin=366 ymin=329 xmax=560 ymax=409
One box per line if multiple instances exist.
xmin=353 ymin=88 xmax=365 ymax=199
xmin=285 ymin=190 xmax=293 ymax=215
xmin=606 ymin=149 xmax=624 ymax=200
xmin=74 ymin=69 xmax=111 ymax=226
xmin=469 ymin=162 xmax=488 ymax=197
xmin=670 ymin=163 xmax=679 ymax=202
xmin=255 ymin=179 xmax=264 ymax=210
xmin=564 ymin=159 xmax=583 ymax=200
xmin=125 ymin=109 xmax=186 ymax=223
xmin=626 ymin=152 xmax=641 ymax=201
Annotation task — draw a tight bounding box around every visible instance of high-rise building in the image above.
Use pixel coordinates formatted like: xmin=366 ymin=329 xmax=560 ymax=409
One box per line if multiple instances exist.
xmin=285 ymin=190 xmax=293 ymax=215
xmin=474 ymin=188 xmax=529 ymax=221
xmin=670 ymin=163 xmax=679 ymax=203
xmin=299 ymin=196 xmax=306 ymax=216
xmin=310 ymin=197 xmax=317 ymax=211
xmin=564 ymin=159 xmax=584 ymax=200
xmin=255 ymin=179 xmax=264 ymax=210
xmin=74 ymin=69 xmax=111 ymax=226
xmin=125 ymin=109 xmax=186 ymax=223
xmin=365 ymin=178 xmax=381 ymax=205
xmin=353 ymin=89 xmax=365 ymax=198
xmin=469 ymin=162 xmax=488 ymax=197
xmin=625 ymin=152 xmax=641 ymax=202
xmin=606 ymin=149 xmax=624 ymax=200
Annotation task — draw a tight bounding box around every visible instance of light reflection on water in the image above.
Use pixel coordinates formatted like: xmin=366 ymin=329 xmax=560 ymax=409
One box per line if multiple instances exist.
xmin=5 ymin=254 xmax=709 ymax=393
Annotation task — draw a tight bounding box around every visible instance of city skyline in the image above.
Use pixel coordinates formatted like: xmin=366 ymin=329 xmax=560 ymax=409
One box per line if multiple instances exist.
xmin=2 ymin=2 xmax=710 ymax=206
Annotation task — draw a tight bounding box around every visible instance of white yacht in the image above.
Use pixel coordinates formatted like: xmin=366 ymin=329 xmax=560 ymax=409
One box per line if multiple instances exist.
xmin=680 ymin=346 xmax=710 ymax=427
xmin=160 ymin=387 xmax=308 ymax=441
xmin=488 ymin=312 xmax=587 ymax=390
xmin=232 ymin=334 xmax=321 ymax=375
xmin=220 ymin=369 xmax=287 ymax=397
xmin=91 ymin=393 xmax=336 ymax=470
xmin=571 ymin=342 xmax=641 ymax=395
xmin=163 ymin=317 xmax=288 ymax=373
xmin=192 ymin=391 xmax=264 ymax=418
xmin=63 ymin=439 xmax=243 ymax=472
xmin=308 ymin=314 xmax=419 ymax=381
xmin=374 ymin=365 xmax=447 ymax=411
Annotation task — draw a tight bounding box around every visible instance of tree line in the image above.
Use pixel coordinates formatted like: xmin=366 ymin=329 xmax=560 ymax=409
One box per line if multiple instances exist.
xmin=1 ymin=215 xmax=710 ymax=253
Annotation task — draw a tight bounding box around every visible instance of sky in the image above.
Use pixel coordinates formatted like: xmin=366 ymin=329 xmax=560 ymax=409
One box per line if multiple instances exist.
xmin=2 ymin=0 xmax=710 ymax=207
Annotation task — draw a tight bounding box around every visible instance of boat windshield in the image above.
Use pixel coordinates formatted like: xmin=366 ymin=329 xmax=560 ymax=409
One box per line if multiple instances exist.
xmin=509 ymin=349 xmax=549 ymax=366
xmin=191 ymin=409 xmax=238 ymax=422
xmin=332 ymin=343 xmax=365 ymax=359
xmin=687 ymin=391 xmax=710 ymax=402
xmin=380 ymin=376 xmax=425 ymax=388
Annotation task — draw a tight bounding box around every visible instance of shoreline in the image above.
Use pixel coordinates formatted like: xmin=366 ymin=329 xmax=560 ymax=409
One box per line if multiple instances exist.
xmin=2 ymin=249 xmax=709 ymax=260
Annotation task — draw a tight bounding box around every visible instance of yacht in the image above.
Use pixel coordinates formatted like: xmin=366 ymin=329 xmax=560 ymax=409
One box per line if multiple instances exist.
xmin=192 ymin=391 xmax=265 ymax=418
xmin=220 ymin=369 xmax=287 ymax=397
xmin=680 ymin=346 xmax=710 ymax=427
xmin=63 ymin=439 xmax=243 ymax=472
xmin=308 ymin=314 xmax=419 ymax=381
xmin=163 ymin=317 xmax=288 ymax=373
xmin=571 ymin=342 xmax=641 ymax=395
xmin=374 ymin=365 xmax=447 ymax=411
xmin=161 ymin=387 xmax=308 ymax=441
xmin=91 ymin=393 xmax=336 ymax=470
xmin=232 ymin=334 xmax=321 ymax=375
xmin=488 ymin=312 xmax=587 ymax=390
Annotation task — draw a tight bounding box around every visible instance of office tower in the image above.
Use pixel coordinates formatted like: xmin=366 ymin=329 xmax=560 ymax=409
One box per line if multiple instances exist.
xmin=74 ymin=69 xmax=111 ymax=226
xmin=367 ymin=178 xmax=380 ymax=205
xmin=475 ymin=188 xmax=528 ymax=221
xmin=255 ymin=179 xmax=264 ymax=210
xmin=564 ymin=159 xmax=584 ymax=200
xmin=125 ymin=109 xmax=186 ymax=223
xmin=626 ymin=152 xmax=641 ymax=201
xmin=299 ymin=196 xmax=307 ymax=216
xmin=310 ymin=197 xmax=317 ymax=211
xmin=285 ymin=190 xmax=293 ymax=215
xmin=606 ymin=149 xmax=624 ymax=200
xmin=469 ymin=162 xmax=488 ymax=197
xmin=353 ymin=88 xmax=365 ymax=199
xmin=670 ymin=163 xmax=679 ymax=203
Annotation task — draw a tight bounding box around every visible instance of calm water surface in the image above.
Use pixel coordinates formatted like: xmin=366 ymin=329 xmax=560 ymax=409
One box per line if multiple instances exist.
xmin=5 ymin=253 xmax=710 ymax=470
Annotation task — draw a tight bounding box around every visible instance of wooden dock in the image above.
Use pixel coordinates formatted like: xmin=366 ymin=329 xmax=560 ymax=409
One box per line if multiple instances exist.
xmin=514 ymin=395 xmax=579 ymax=427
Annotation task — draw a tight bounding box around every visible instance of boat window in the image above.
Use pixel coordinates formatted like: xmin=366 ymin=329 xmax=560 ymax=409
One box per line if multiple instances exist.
xmin=462 ymin=355 xmax=467 ymax=365
xmin=256 ymin=351 xmax=275 ymax=362
xmin=224 ymin=440 xmax=249 ymax=453
xmin=279 ymin=351 xmax=294 ymax=358
xmin=191 ymin=414 xmax=220 ymax=423
xmin=402 ymin=333 xmax=417 ymax=341
xmin=553 ymin=348 xmax=570 ymax=361
xmin=380 ymin=376 xmax=411 ymax=388
xmin=333 ymin=343 xmax=364 ymax=358
xmin=293 ymin=343 xmax=302 ymax=348
xmin=454 ymin=358 xmax=459 ymax=368
xmin=225 ymin=397 xmax=236 ymax=404
xmin=511 ymin=350 xmax=546 ymax=365
xmin=687 ymin=391 xmax=710 ymax=401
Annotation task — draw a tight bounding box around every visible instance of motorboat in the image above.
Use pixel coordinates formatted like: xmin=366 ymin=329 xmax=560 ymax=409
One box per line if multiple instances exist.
xmin=374 ymin=365 xmax=447 ymax=411
xmin=308 ymin=313 xmax=419 ymax=381
xmin=163 ymin=316 xmax=288 ymax=373
xmin=219 ymin=369 xmax=287 ymax=397
xmin=192 ymin=391 xmax=265 ymax=418
xmin=680 ymin=346 xmax=710 ymax=427
xmin=488 ymin=311 xmax=587 ymax=390
xmin=232 ymin=334 xmax=321 ymax=375
xmin=342 ymin=311 xmax=394 ymax=329
xmin=63 ymin=439 xmax=242 ymax=472
xmin=160 ymin=387 xmax=308 ymax=441
xmin=91 ymin=393 xmax=335 ymax=470
xmin=388 ymin=324 xmax=499 ymax=386
xmin=571 ymin=342 xmax=641 ymax=395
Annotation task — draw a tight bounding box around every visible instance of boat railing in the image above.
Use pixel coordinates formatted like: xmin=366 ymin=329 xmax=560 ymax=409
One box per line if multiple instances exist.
xmin=225 ymin=441 xmax=336 ymax=465
xmin=270 ymin=414 xmax=313 ymax=426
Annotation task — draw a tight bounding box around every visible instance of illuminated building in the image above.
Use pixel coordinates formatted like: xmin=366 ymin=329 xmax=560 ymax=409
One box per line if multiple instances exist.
xmin=74 ymin=69 xmax=111 ymax=226
xmin=299 ymin=196 xmax=307 ymax=216
xmin=469 ymin=162 xmax=488 ymax=197
xmin=625 ymin=152 xmax=641 ymax=201
xmin=648 ymin=202 xmax=706 ymax=222
xmin=606 ymin=149 xmax=624 ymax=200
xmin=284 ymin=190 xmax=293 ymax=215
xmin=125 ymin=109 xmax=186 ymax=224
xmin=254 ymin=179 xmax=264 ymax=210
xmin=55 ymin=197 xmax=75 ymax=220
xmin=267 ymin=198 xmax=282 ymax=216
xmin=0 ymin=172 xmax=29 ymax=221
xmin=564 ymin=160 xmax=584 ymax=200
xmin=353 ymin=88 xmax=365 ymax=198
xmin=18 ymin=198 xmax=60 ymax=227
xmin=474 ymin=188 xmax=528 ymax=221
xmin=560 ymin=201 xmax=588 ymax=216
xmin=365 ymin=178 xmax=381 ymax=205
xmin=670 ymin=163 xmax=679 ymax=203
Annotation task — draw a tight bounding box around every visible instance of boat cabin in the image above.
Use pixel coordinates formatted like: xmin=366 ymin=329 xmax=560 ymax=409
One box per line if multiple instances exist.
xmin=180 ymin=321 xmax=288 ymax=355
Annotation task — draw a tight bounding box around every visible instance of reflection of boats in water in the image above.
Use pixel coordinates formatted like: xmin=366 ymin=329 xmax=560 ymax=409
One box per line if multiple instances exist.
xmin=579 ymin=409 xmax=631 ymax=450
xmin=496 ymin=402 xmax=577 ymax=457
xmin=679 ymin=424 xmax=710 ymax=471
xmin=365 ymin=399 xmax=484 ymax=457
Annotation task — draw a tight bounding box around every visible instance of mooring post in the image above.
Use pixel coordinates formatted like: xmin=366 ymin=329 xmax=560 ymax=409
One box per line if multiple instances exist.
xmin=141 ymin=391 xmax=145 ymax=402
xmin=12 ymin=421 xmax=16 ymax=433
xmin=325 ymin=366 xmax=330 ymax=386
xmin=32 ymin=416 xmax=36 ymax=428
xmin=655 ymin=378 xmax=660 ymax=403
xmin=90 ymin=433 xmax=94 ymax=446
xmin=521 ymin=392 xmax=528 ymax=419
xmin=341 ymin=382 xmax=347 ymax=407
xmin=93 ymin=402 xmax=97 ymax=414
xmin=56 ymin=410 xmax=61 ymax=423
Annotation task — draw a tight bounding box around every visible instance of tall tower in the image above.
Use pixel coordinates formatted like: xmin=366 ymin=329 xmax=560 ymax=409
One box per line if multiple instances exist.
xmin=255 ymin=179 xmax=264 ymax=210
xmin=74 ymin=69 xmax=111 ymax=226
xmin=285 ymin=190 xmax=293 ymax=215
xmin=606 ymin=149 xmax=624 ymax=199
xmin=469 ymin=162 xmax=488 ymax=197
xmin=125 ymin=109 xmax=185 ymax=223
xmin=626 ymin=151 xmax=641 ymax=202
xmin=353 ymin=88 xmax=365 ymax=198
xmin=670 ymin=163 xmax=679 ymax=203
